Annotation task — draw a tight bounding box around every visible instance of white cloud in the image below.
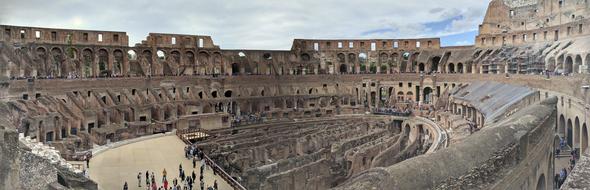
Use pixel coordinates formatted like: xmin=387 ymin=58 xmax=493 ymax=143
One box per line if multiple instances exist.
xmin=0 ymin=0 xmax=490 ymax=49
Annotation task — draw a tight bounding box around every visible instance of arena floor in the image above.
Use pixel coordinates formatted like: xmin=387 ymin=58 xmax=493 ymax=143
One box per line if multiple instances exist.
xmin=88 ymin=135 xmax=232 ymax=190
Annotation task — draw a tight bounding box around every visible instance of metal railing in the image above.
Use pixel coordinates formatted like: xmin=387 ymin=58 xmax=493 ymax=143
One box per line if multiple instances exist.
xmin=176 ymin=129 xmax=247 ymax=190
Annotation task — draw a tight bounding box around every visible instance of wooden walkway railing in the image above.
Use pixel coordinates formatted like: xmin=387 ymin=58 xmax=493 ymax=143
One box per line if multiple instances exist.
xmin=176 ymin=129 xmax=247 ymax=190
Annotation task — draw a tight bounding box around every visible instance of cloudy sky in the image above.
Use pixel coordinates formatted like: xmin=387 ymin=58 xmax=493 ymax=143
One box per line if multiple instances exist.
xmin=0 ymin=0 xmax=490 ymax=50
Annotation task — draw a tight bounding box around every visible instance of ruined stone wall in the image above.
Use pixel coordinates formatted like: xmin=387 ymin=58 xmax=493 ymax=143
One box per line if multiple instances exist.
xmin=332 ymin=97 xmax=557 ymax=190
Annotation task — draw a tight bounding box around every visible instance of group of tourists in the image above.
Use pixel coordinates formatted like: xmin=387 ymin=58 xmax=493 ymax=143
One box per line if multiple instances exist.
xmin=121 ymin=144 xmax=219 ymax=190
xmin=554 ymin=138 xmax=580 ymax=189
xmin=373 ymin=106 xmax=412 ymax=116
xmin=232 ymin=113 xmax=263 ymax=126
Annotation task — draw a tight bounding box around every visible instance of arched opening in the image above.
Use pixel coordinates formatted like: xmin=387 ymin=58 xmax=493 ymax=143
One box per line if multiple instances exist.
xmin=81 ymin=49 xmax=94 ymax=78
xmin=448 ymin=63 xmax=455 ymax=73
xmin=536 ymin=174 xmax=545 ymax=190
xmin=423 ymin=87 xmax=433 ymax=104
xmin=224 ymin=90 xmax=232 ymax=98
xmin=98 ymin=49 xmax=109 ymax=77
xmin=231 ymin=63 xmax=240 ymax=75
xmin=113 ymin=50 xmax=124 ymax=76
xmin=300 ymin=53 xmax=310 ymax=62
xmin=406 ymin=91 xmax=414 ymax=101
xmin=127 ymin=50 xmax=137 ymax=61
xmin=559 ymin=114 xmax=566 ymax=136
xmin=457 ymin=63 xmax=464 ymax=73
xmin=340 ymin=64 xmax=347 ymax=73
xmin=397 ymin=91 xmax=405 ymax=101
xmin=565 ymin=56 xmax=573 ymax=74
xmin=567 ymin=119 xmax=573 ymax=147
xmin=50 ymin=47 xmax=64 ymax=77
xmin=547 ymin=57 xmax=556 ymax=72
xmin=573 ymin=117 xmax=580 ymax=148
xmin=431 ymin=56 xmax=441 ymax=72
xmin=156 ymin=50 xmax=166 ymax=61
xmin=418 ymin=63 xmax=425 ymax=72
xmin=582 ymin=124 xmax=588 ymax=153
xmin=574 ymin=55 xmax=582 ymax=74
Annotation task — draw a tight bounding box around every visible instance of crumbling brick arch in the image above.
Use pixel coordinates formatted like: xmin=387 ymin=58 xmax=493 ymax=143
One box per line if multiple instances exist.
xmin=170 ymin=50 xmax=181 ymax=64
xmin=185 ymin=51 xmax=195 ymax=65
xmin=82 ymin=48 xmax=94 ymax=77
xmin=113 ymin=49 xmax=124 ymax=76
xmin=97 ymin=49 xmax=109 ymax=77
xmin=213 ymin=52 xmax=223 ymax=74
xmin=430 ymin=56 xmax=441 ymax=73
xmin=50 ymin=47 xmax=64 ymax=77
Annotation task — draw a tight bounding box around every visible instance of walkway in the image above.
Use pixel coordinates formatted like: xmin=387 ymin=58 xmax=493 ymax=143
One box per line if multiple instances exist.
xmin=88 ymin=135 xmax=231 ymax=190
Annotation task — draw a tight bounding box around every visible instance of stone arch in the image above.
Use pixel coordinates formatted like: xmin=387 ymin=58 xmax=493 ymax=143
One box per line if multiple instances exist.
xmin=347 ymin=53 xmax=356 ymax=64
xmin=582 ymin=123 xmax=588 ymax=153
xmin=98 ymin=49 xmax=109 ymax=77
xmin=573 ymin=116 xmax=581 ymax=148
xmin=49 ymin=47 xmax=64 ymax=77
xmin=170 ymin=50 xmax=181 ymax=64
xmin=300 ymin=53 xmax=311 ymax=62
xmin=397 ymin=91 xmax=405 ymax=101
xmin=585 ymin=54 xmax=590 ymax=73
xmin=185 ymin=51 xmax=195 ymax=65
xmin=565 ymin=56 xmax=573 ymax=74
xmin=113 ymin=49 xmax=124 ymax=75
xmin=574 ymin=54 xmax=582 ymax=74
xmin=457 ymin=63 xmax=464 ymax=73
xmin=82 ymin=49 xmax=94 ymax=77
xmin=340 ymin=64 xmax=347 ymax=73
xmin=379 ymin=53 xmax=389 ymax=64
xmin=448 ymin=63 xmax=455 ymax=73
xmin=431 ymin=56 xmax=441 ymax=72
xmin=406 ymin=91 xmax=414 ymax=101
xmin=423 ymin=87 xmax=433 ymax=104
xmin=567 ymin=119 xmax=573 ymax=147
xmin=127 ymin=50 xmax=137 ymax=61
xmin=231 ymin=63 xmax=240 ymax=75
xmin=418 ymin=63 xmax=425 ymax=72
xmin=536 ymin=173 xmax=545 ymax=190
xmin=198 ymin=51 xmax=210 ymax=65
xmin=337 ymin=53 xmax=346 ymax=63
xmin=547 ymin=57 xmax=556 ymax=71
xmin=559 ymin=114 xmax=566 ymax=136
xmin=213 ymin=52 xmax=223 ymax=74
xmin=156 ymin=50 xmax=166 ymax=61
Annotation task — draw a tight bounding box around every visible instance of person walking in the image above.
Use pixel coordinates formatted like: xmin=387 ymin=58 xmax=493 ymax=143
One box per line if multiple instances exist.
xmin=163 ymin=168 xmax=167 ymax=182
xmin=123 ymin=181 xmax=128 ymax=190
xmin=213 ymin=180 xmax=217 ymax=190
xmin=146 ymin=170 xmax=151 ymax=187
xmin=191 ymin=171 xmax=196 ymax=183
xmin=138 ymin=172 xmax=142 ymax=187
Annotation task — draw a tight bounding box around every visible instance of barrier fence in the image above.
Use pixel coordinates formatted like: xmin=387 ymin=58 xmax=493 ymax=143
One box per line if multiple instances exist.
xmin=176 ymin=129 xmax=247 ymax=190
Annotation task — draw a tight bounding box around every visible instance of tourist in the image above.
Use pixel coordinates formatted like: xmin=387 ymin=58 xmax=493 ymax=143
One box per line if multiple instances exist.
xmin=147 ymin=170 xmax=151 ymax=187
xmin=554 ymin=174 xmax=560 ymax=189
xmin=193 ymin=157 xmax=197 ymax=168
xmin=151 ymin=180 xmax=157 ymax=190
xmin=138 ymin=172 xmax=142 ymax=187
xmin=192 ymin=171 xmax=196 ymax=182
xmin=163 ymin=168 xmax=167 ymax=182
xmin=213 ymin=180 xmax=217 ymax=190
xmin=123 ymin=181 xmax=128 ymax=190
xmin=164 ymin=178 xmax=169 ymax=190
